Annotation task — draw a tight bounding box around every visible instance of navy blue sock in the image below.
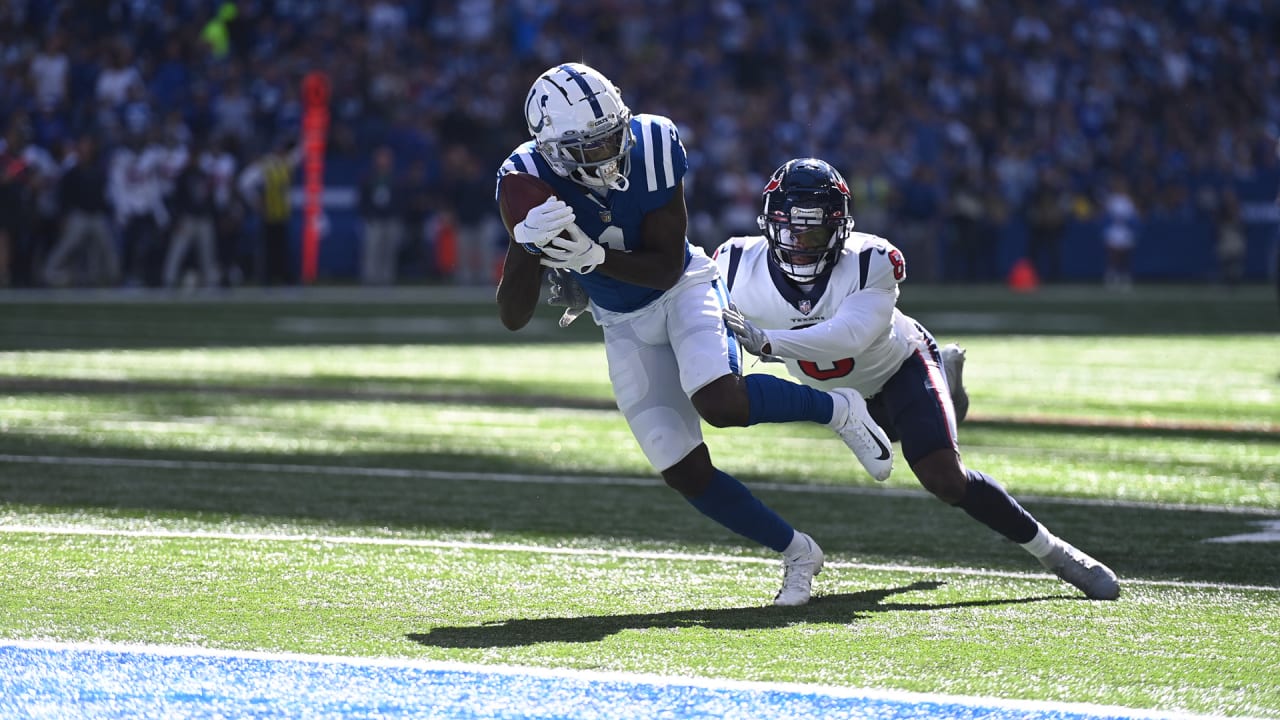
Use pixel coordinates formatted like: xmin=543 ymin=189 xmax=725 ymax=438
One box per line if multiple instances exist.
xmin=686 ymin=469 xmax=794 ymax=552
xmin=957 ymin=469 xmax=1038 ymax=544
xmin=744 ymin=374 xmax=834 ymax=426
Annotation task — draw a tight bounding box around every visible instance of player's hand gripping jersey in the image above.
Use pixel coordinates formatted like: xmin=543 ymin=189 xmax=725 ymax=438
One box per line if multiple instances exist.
xmin=714 ymin=231 xmax=926 ymax=399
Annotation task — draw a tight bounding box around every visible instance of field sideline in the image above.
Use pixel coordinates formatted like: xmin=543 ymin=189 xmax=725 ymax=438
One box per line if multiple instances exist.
xmin=0 ymin=284 xmax=1277 ymax=718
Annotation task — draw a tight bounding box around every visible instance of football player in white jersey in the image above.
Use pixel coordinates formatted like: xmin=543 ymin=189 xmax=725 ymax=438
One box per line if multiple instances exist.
xmin=495 ymin=63 xmax=893 ymax=606
xmin=715 ymin=158 xmax=1120 ymax=600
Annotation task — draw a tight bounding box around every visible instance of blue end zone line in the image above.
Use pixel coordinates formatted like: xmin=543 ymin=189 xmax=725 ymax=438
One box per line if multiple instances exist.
xmin=0 ymin=640 xmax=1255 ymax=720
xmin=2 ymin=524 xmax=1277 ymax=594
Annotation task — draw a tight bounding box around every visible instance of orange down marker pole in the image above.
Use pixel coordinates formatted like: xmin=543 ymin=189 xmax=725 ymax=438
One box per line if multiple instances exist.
xmin=300 ymin=71 xmax=331 ymax=284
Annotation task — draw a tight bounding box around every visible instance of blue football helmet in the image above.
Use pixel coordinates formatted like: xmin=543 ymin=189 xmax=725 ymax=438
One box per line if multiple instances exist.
xmin=758 ymin=158 xmax=855 ymax=282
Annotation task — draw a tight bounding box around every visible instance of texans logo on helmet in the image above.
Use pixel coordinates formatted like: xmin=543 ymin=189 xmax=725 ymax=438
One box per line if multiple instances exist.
xmin=762 ymin=171 xmax=783 ymax=193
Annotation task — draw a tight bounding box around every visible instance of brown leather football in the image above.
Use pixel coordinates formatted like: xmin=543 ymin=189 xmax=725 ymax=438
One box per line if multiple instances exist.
xmin=498 ymin=171 xmax=558 ymax=240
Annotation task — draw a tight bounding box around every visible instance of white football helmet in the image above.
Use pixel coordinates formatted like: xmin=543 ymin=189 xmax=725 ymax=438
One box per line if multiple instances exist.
xmin=524 ymin=63 xmax=633 ymax=192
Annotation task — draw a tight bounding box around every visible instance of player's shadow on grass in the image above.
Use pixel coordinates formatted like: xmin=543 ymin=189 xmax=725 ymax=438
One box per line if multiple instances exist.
xmin=406 ymin=580 xmax=1075 ymax=648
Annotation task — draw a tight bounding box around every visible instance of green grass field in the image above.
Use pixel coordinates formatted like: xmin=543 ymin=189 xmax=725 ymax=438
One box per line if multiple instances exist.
xmin=0 ymin=284 xmax=1277 ymax=717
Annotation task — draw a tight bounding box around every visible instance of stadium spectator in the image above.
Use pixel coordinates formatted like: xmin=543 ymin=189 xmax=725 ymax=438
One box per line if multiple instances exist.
xmin=183 ymin=84 xmax=217 ymax=146
xmin=946 ymin=165 xmax=992 ymax=283
xmin=206 ymin=134 xmax=244 ymax=287
xmin=162 ymin=141 xmax=219 ymax=289
xmin=1274 ymin=166 xmax=1280 ymax=312
xmin=0 ymin=119 xmax=34 ymax=287
xmin=95 ymin=44 xmax=143 ymax=114
xmin=846 ymin=149 xmax=894 ymax=239
xmin=1272 ymin=134 xmax=1280 ymax=312
xmin=200 ymin=3 xmax=239 ymax=61
xmin=22 ymin=134 xmax=65 ymax=288
xmin=0 ymin=0 xmax=1275 ymax=286
xmin=400 ymin=157 xmax=437 ymax=280
xmin=109 ymin=130 xmax=170 ymax=287
xmin=708 ymin=156 xmax=765 ymax=244
xmin=213 ymin=76 xmax=255 ymax=147
xmin=42 ymin=134 xmax=118 ymax=288
xmin=29 ymin=32 xmax=69 ymax=110
xmin=895 ymin=163 xmax=944 ymax=283
xmin=1215 ymin=188 xmax=1246 ymax=289
xmin=238 ymin=137 xmax=299 ymax=285
xmin=436 ymin=144 xmax=498 ymax=286
xmin=1102 ymin=176 xmax=1139 ymax=292
xmin=358 ymin=144 xmax=405 ymax=286
xmin=1025 ymin=167 xmax=1068 ymax=283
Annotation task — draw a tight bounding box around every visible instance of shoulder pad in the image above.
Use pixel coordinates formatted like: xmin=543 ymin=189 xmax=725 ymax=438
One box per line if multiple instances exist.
xmin=848 ymin=233 xmax=906 ymax=289
xmin=712 ymin=235 xmax=756 ymax=260
xmin=631 ymin=114 xmax=687 ymax=192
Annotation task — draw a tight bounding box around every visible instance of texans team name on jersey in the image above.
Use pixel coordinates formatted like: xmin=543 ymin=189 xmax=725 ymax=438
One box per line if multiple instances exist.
xmin=788 ymin=314 xmax=824 ymax=325
xmin=495 ymin=113 xmax=692 ymax=314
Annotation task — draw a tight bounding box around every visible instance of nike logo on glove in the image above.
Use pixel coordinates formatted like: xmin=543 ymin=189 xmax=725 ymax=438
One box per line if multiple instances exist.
xmin=864 ymin=423 xmax=892 ymax=460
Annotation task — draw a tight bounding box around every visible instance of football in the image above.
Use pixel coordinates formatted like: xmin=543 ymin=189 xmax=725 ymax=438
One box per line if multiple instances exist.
xmin=498 ymin=171 xmax=562 ymax=253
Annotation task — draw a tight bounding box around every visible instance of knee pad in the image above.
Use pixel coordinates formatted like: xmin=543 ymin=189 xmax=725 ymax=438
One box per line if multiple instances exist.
xmin=629 ymin=406 xmax=702 ymax=472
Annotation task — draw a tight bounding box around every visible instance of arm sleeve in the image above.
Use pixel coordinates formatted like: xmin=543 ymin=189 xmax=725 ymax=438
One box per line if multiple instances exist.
xmin=763 ymin=286 xmax=898 ymax=362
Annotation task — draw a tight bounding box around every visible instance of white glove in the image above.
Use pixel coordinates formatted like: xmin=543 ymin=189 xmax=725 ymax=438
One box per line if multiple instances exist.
xmin=723 ymin=302 xmax=773 ymax=357
xmin=538 ymin=222 xmax=606 ymax=274
xmin=514 ymin=197 xmax=574 ymax=254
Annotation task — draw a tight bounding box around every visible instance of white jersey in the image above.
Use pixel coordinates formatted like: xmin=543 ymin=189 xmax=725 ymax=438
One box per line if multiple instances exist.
xmin=108 ymin=145 xmax=170 ymax=226
xmin=713 ymin=231 xmax=924 ymax=398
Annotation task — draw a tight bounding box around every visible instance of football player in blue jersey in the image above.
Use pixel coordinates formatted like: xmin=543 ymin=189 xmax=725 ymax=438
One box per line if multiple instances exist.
xmin=716 ymin=158 xmax=1119 ymax=600
xmin=495 ymin=62 xmax=891 ymax=606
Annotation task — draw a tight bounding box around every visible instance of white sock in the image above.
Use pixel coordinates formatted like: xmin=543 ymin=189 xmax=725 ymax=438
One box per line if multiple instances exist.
xmin=782 ymin=531 xmax=812 ymax=560
xmin=825 ymin=391 xmax=848 ymax=428
xmin=1020 ymin=522 xmax=1058 ymax=559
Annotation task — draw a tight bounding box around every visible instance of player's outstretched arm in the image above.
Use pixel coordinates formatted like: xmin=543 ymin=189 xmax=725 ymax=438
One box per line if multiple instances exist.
xmin=497 ymin=236 xmax=544 ymax=331
xmin=593 ymin=181 xmax=689 ymax=291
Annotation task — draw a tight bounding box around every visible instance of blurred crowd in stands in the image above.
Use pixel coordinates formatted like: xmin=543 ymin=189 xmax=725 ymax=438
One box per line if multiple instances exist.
xmin=0 ymin=0 xmax=1277 ymax=290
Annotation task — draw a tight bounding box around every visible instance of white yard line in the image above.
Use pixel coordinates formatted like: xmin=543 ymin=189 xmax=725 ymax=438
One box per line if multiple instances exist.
xmin=0 ymin=523 xmax=1275 ymax=593
xmin=2 ymin=452 xmax=1277 ymax=517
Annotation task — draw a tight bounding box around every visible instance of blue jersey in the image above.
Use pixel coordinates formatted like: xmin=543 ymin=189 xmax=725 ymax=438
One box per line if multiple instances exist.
xmin=496 ymin=113 xmax=691 ymax=313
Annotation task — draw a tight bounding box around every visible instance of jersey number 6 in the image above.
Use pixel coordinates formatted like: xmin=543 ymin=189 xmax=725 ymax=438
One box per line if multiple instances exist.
xmin=798 ymin=358 xmax=855 ymax=381
xmin=792 ymin=320 xmax=855 ymax=380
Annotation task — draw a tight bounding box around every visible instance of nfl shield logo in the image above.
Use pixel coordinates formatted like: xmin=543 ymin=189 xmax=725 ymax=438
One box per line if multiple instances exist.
xmin=799 ymin=300 xmax=812 ymax=315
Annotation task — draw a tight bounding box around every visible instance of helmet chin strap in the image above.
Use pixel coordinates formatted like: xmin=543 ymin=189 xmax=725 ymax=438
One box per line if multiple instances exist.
xmin=605 ymin=173 xmax=629 ymax=192
xmin=573 ymin=162 xmax=629 ymax=192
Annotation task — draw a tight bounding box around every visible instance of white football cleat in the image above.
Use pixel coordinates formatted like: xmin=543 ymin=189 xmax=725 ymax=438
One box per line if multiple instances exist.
xmin=774 ymin=532 xmax=824 ymax=607
xmin=1039 ymin=540 xmax=1121 ymax=600
xmin=829 ymin=388 xmax=893 ymax=482
xmin=940 ymin=343 xmax=969 ymax=423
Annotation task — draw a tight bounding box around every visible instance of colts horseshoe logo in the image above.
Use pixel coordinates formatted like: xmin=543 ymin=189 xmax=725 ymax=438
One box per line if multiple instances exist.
xmin=526 ymin=90 xmax=550 ymax=133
